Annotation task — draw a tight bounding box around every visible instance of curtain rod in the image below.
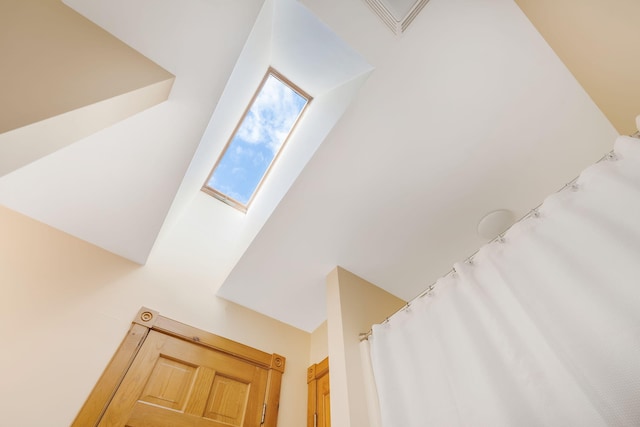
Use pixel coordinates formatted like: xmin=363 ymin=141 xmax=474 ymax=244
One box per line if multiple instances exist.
xmin=359 ymin=132 xmax=640 ymax=342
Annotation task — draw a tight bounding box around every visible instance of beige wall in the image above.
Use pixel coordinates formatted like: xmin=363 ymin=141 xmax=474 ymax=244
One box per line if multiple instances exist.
xmin=0 ymin=206 xmax=309 ymax=426
xmin=0 ymin=78 xmax=174 ymax=177
xmin=0 ymin=0 xmax=174 ymax=134
xmin=326 ymin=267 xmax=405 ymax=427
xmin=309 ymin=320 xmax=329 ymax=365
xmin=515 ymin=0 xmax=640 ymax=134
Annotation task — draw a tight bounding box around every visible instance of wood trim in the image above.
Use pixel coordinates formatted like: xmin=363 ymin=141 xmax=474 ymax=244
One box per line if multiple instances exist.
xmin=71 ymin=322 xmax=150 ymax=427
xmin=152 ymin=315 xmax=273 ymax=368
xmin=270 ymin=353 xmax=286 ymax=373
xmin=72 ymin=307 xmax=286 ymax=426
xmin=263 ymin=367 xmax=284 ymax=427
xmin=132 ymin=306 xmax=158 ymax=328
xmin=307 ymin=364 xmax=317 ymax=384
xmin=307 ymin=357 xmax=329 ymax=427
xmin=315 ymin=357 xmax=329 ymax=378
xmin=307 ymin=356 xmax=329 ymax=383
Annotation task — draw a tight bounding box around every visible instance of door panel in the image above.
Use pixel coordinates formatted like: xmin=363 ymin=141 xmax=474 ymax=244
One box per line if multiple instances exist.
xmin=205 ymin=374 xmax=251 ymax=424
xmin=139 ymin=356 xmax=197 ymax=410
xmin=99 ymin=330 xmax=268 ymax=427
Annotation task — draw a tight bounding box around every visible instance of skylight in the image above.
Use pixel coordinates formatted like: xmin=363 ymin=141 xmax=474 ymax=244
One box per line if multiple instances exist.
xmin=202 ymin=69 xmax=310 ymax=212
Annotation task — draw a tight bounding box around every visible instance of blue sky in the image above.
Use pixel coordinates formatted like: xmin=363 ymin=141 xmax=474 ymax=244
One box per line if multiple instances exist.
xmin=207 ymin=74 xmax=308 ymax=206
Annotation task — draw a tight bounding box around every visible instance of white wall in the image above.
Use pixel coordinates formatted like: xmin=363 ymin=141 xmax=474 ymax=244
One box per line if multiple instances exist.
xmin=0 ymin=206 xmax=309 ymax=426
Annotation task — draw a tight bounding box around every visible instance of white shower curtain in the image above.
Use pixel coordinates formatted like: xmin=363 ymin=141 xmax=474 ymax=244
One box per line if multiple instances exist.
xmin=368 ymin=135 xmax=640 ymax=427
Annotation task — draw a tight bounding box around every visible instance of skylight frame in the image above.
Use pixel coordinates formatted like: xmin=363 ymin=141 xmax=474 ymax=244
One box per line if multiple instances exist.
xmin=202 ymin=67 xmax=312 ymax=213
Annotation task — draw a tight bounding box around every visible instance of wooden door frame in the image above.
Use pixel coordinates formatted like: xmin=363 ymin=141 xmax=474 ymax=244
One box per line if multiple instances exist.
xmin=307 ymin=357 xmax=329 ymax=427
xmin=73 ymin=307 xmax=286 ymax=427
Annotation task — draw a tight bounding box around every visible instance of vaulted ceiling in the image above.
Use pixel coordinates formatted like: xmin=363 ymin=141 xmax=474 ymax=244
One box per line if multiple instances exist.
xmin=0 ymin=0 xmax=617 ymax=332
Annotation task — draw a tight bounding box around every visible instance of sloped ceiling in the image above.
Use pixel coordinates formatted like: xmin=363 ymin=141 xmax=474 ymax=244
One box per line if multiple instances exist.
xmin=0 ymin=0 xmax=617 ymax=332
xmin=0 ymin=0 xmax=263 ymax=263
xmin=0 ymin=0 xmax=174 ymax=176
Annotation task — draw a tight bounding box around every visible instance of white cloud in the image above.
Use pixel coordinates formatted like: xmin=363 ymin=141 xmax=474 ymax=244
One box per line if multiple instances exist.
xmin=236 ymin=75 xmax=307 ymax=154
xmin=209 ymin=74 xmax=308 ymax=204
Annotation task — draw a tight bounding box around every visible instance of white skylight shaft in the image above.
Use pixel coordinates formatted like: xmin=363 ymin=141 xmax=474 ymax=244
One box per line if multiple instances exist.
xmin=203 ymin=69 xmax=310 ymax=211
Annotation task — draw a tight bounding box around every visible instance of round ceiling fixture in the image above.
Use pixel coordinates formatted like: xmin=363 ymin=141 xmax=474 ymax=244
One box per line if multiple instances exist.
xmin=477 ymin=209 xmax=515 ymax=240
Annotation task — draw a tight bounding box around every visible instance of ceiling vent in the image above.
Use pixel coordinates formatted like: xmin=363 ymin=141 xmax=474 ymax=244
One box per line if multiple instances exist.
xmin=363 ymin=0 xmax=430 ymax=34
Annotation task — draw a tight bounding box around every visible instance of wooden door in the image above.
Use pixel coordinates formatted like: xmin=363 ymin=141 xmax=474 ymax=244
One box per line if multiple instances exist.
xmin=99 ymin=330 xmax=267 ymax=426
xmin=307 ymin=357 xmax=330 ymax=427
xmin=73 ymin=308 xmax=285 ymax=427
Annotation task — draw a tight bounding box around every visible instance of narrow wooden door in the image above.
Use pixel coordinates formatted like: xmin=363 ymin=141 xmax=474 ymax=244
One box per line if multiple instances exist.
xmin=307 ymin=357 xmax=330 ymax=427
xmin=99 ymin=330 xmax=267 ymax=426
xmin=316 ymin=368 xmax=330 ymax=427
xmin=73 ymin=308 xmax=285 ymax=427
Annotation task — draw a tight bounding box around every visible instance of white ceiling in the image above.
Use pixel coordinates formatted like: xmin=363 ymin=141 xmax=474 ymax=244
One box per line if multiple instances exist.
xmin=383 ymin=0 xmax=425 ymax=20
xmin=0 ymin=0 xmax=617 ymax=332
